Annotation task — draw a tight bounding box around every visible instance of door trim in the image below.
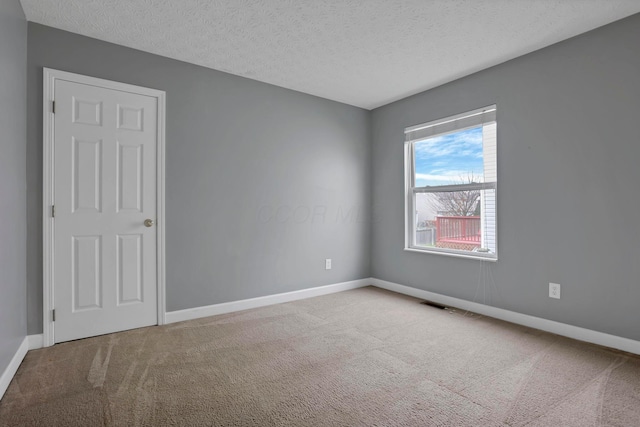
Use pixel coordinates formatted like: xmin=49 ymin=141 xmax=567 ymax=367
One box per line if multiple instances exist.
xmin=42 ymin=68 xmax=166 ymax=347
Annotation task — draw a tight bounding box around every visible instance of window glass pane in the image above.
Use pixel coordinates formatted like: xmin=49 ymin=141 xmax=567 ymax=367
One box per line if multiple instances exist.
xmin=405 ymin=106 xmax=497 ymax=259
xmin=415 ymin=189 xmax=495 ymax=254
xmin=414 ymin=126 xmax=485 ymax=187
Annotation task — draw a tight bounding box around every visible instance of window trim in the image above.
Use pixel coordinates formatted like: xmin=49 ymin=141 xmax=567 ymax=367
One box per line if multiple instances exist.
xmin=404 ymin=106 xmax=497 ymax=261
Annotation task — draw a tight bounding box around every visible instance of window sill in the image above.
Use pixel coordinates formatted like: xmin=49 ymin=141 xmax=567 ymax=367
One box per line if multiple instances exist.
xmin=404 ymin=247 xmax=498 ymax=262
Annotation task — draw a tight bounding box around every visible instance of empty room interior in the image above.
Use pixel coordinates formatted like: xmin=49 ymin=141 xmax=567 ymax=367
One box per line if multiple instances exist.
xmin=2 ymin=1 xmax=640 ymax=425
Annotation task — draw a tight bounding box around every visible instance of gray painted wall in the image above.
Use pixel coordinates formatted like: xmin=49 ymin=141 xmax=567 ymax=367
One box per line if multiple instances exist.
xmin=371 ymin=13 xmax=640 ymax=341
xmin=23 ymin=14 xmax=640 ymax=342
xmin=0 ymin=0 xmax=27 ymax=371
xmin=27 ymin=24 xmax=371 ymax=334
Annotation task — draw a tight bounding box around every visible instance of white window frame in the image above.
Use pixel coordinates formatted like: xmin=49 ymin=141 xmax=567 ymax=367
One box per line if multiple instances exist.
xmin=404 ymin=105 xmax=497 ymax=261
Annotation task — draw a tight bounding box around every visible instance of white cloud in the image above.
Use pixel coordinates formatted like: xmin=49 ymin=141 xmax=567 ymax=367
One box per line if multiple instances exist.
xmin=414 ymin=128 xmax=483 ymax=160
xmin=415 ymin=170 xmax=481 ymax=184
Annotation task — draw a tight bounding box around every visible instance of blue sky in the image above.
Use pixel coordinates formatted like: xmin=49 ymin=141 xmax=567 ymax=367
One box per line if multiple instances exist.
xmin=414 ymin=126 xmax=484 ymax=187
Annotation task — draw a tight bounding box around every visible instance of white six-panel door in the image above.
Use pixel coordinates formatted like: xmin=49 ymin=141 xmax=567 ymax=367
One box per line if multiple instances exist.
xmin=49 ymin=74 xmax=162 ymax=343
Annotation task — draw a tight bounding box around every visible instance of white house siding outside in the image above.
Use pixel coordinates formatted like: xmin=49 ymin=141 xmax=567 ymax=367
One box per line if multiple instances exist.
xmin=481 ymin=122 xmax=497 ymax=254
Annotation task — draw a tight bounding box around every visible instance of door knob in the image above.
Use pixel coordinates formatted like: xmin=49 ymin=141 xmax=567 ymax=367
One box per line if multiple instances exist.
xmin=144 ymin=219 xmax=155 ymax=227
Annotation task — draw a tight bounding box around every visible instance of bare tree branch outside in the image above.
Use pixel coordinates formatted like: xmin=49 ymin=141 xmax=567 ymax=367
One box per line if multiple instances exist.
xmin=429 ymin=173 xmax=481 ymax=217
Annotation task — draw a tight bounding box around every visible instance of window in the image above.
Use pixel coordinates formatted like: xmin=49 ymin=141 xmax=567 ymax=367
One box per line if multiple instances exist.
xmin=404 ymin=105 xmax=497 ymax=260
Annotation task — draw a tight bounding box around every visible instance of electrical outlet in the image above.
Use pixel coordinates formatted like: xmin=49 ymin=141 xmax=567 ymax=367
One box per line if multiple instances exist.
xmin=325 ymin=259 xmax=332 ymax=270
xmin=549 ymin=282 xmax=561 ymax=299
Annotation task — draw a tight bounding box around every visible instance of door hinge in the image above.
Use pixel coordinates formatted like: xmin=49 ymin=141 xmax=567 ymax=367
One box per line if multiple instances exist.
xmin=51 ymin=205 xmax=55 ymax=218
xmin=52 ymin=309 xmax=56 ymax=322
xmin=52 ymin=101 xmax=55 ymax=114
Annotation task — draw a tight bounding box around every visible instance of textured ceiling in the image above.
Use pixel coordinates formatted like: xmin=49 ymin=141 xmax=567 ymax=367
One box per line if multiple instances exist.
xmin=20 ymin=0 xmax=640 ymax=109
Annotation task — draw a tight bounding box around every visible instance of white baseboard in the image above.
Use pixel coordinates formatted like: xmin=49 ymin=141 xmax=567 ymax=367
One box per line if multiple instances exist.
xmin=5 ymin=278 xmax=637 ymax=402
xmin=165 ymin=278 xmax=371 ymax=324
xmin=371 ymin=278 xmax=640 ymax=355
xmin=28 ymin=334 xmax=43 ymax=350
xmin=127 ymin=274 xmax=640 ymax=355
xmin=0 ymin=337 xmax=28 ymax=401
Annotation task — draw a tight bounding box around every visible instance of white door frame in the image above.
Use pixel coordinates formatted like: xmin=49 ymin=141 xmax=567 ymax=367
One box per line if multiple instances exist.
xmin=42 ymin=68 xmax=166 ymax=347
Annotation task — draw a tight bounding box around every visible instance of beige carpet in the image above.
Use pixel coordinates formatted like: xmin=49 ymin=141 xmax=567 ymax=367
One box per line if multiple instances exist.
xmin=1 ymin=287 xmax=639 ymax=426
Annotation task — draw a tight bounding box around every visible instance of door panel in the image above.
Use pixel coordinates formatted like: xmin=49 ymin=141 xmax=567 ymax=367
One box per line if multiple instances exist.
xmin=117 ymin=234 xmax=143 ymax=305
xmin=117 ymin=143 xmax=143 ymax=213
xmin=72 ymin=137 xmax=102 ymax=213
xmin=53 ymin=79 xmax=158 ymax=343
xmin=72 ymin=235 xmax=102 ymax=311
